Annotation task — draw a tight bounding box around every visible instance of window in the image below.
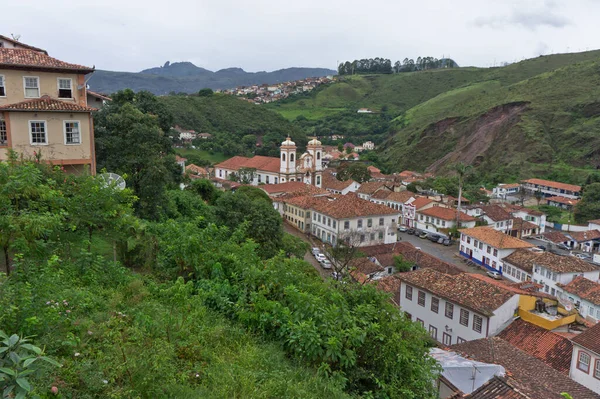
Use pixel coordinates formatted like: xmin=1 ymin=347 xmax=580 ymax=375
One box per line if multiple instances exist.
xmin=0 ymin=75 xmax=5 ymax=96
xmin=316 ymin=176 xmax=321 ymax=185
xmin=313 ymin=213 xmax=316 ymax=221
xmin=360 ymin=234 xmax=365 ymax=243
xmin=516 ymin=270 xmax=521 ymax=280
xmin=492 ymin=261 xmax=496 ymax=268
xmin=24 ymin=76 xmax=40 ymax=98
xmin=429 ymin=325 xmax=438 ymax=340
xmin=578 ymin=351 xmax=591 ymax=373
xmin=405 ymin=312 xmax=412 ymax=320
xmin=327 ymin=218 xmax=331 ymax=227
xmin=282 ymin=153 xmax=286 ymax=161
xmin=344 ymin=221 xmax=349 ymax=230
xmin=258 ymin=174 xmax=262 ymax=183
xmin=473 ymin=315 xmax=483 ymax=333
xmin=405 ymin=285 xmax=413 ymax=300
xmin=318 ymin=215 xmax=321 ymax=223
xmin=219 ymin=170 xmax=222 ymax=177
xmin=457 ymin=337 xmax=466 ymax=344
xmin=479 ymin=242 xmax=483 ymax=250
xmin=58 ymin=78 xmax=72 ymax=98
xmin=431 ymin=297 xmax=439 ymax=313
xmin=357 ymin=219 xmax=363 ymax=228
xmin=418 ymin=291 xmax=426 ymax=307
xmin=442 ymin=333 xmax=452 ymax=346
xmin=595 ymin=359 xmax=600 ymax=379
xmin=316 ymin=151 xmax=320 ymax=160
xmin=417 ymin=319 xmax=424 ymax=327
xmin=493 ymin=249 xmax=498 ymax=257
xmin=445 ymin=302 xmax=454 ymax=319
xmin=0 ymin=119 xmax=6 ymax=146
xmin=474 ymin=240 xmax=479 ymax=247
xmin=332 ymin=221 xmax=336 ymax=229
xmin=367 ymin=219 xmax=373 ymax=227
xmin=369 ymin=233 xmax=375 ymax=241
xmin=378 ymin=231 xmax=383 ymax=240
xmin=460 ymin=309 xmax=469 ymax=326
xmin=379 ymin=217 xmax=384 ymax=226
xmin=466 ymin=237 xmax=470 ymax=244
xmin=64 ymin=121 xmax=81 ymax=144
xmin=442 ymin=220 xmax=446 ymax=227
xmin=290 ymin=153 xmax=294 ymax=162
xmin=486 ymin=245 xmax=491 ymax=254
xmin=29 ymin=121 xmax=47 ymax=145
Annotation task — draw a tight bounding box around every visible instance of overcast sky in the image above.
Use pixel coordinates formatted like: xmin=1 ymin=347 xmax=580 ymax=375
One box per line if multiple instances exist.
xmin=5 ymin=0 xmax=600 ymax=72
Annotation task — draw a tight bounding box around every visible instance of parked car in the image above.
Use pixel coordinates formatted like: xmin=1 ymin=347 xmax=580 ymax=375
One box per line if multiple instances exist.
xmin=406 ymin=228 xmax=416 ymax=235
xmin=557 ymin=243 xmax=570 ymax=251
xmin=487 ymin=271 xmax=502 ymax=280
xmin=319 ymin=259 xmax=332 ymax=269
xmin=427 ymin=233 xmax=441 ymax=242
xmin=573 ymin=253 xmax=591 ymax=260
xmin=312 ymin=247 xmax=321 ymax=256
xmin=442 ymin=238 xmax=452 ymax=246
xmin=398 ymin=225 xmax=408 ymax=232
xmin=537 ymin=245 xmax=546 ymax=251
xmin=315 ymin=253 xmax=326 ymax=262
xmin=419 ymin=231 xmax=429 ymax=239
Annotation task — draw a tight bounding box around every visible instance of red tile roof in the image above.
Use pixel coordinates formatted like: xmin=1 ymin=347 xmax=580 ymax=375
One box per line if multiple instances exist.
xmin=419 ymin=207 xmax=477 ymax=222
xmin=215 ymin=155 xmax=280 ymax=173
xmin=539 ymin=231 xmax=569 ymax=244
xmin=558 ymin=276 xmax=600 ymax=306
xmin=460 ymin=227 xmax=534 ymax=249
xmin=375 ymin=275 xmax=402 ymax=305
xmin=410 ymin=197 xmax=434 ymax=209
xmin=321 ymin=171 xmax=357 ymax=192
xmin=450 ymin=337 xmax=600 ymax=399
xmin=500 ymin=204 xmax=544 ymax=217
xmin=0 ymin=96 xmax=96 ymax=112
xmin=477 ymin=205 xmax=512 ymax=222
xmin=502 ymin=249 xmax=540 ymax=273
xmin=572 ymin=322 xmax=600 ymax=355
xmin=87 ymin=90 xmax=112 ymax=101
xmin=534 ymin=251 xmax=598 ymax=274
xmin=497 ymin=319 xmax=573 ymax=374
xmin=357 ymin=181 xmax=388 ymax=194
xmin=499 ymin=183 xmax=521 ymax=189
xmin=510 ymin=218 xmax=538 ymax=232
xmin=383 ymin=191 xmax=416 ymax=203
xmin=310 ymin=193 xmax=399 ymax=219
xmin=467 ymin=274 xmax=553 ymax=299
xmin=398 ymin=268 xmax=516 ymax=316
xmin=261 ymin=182 xmax=329 ymax=196
xmin=522 ymin=178 xmax=581 ymax=193
xmin=0 ymin=35 xmax=47 ymax=54
xmin=546 ymin=196 xmax=579 ymax=206
xmin=0 ymin=48 xmax=93 ymax=72
xmin=589 ymin=219 xmax=600 ymax=225
xmin=464 ymin=376 xmax=529 ymax=399
xmin=283 ymin=195 xmax=330 ymax=210
xmin=568 ymin=229 xmax=600 ymax=243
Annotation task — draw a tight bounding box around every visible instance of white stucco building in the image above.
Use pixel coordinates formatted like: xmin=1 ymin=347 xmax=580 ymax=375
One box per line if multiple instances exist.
xmin=558 ymin=276 xmax=600 ymax=324
xmin=459 ymin=227 xmax=534 ymax=274
xmin=570 ymin=323 xmax=600 ymax=394
xmin=398 ymin=269 xmax=520 ymax=345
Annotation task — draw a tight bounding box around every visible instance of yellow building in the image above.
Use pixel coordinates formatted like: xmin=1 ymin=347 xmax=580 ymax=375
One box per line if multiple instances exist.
xmin=0 ymin=35 xmax=96 ymax=174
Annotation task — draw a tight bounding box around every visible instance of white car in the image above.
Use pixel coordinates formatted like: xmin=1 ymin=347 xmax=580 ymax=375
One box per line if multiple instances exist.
xmin=312 ymin=247 xmax=321 ymax=256
xmin=574 ymin=253 xmax=591 ymax=260
xmin=319 ymin=259 xmax=332 ymax=269
xmin=315 ymin=253 xmax=326 ymax=262
xmin=487 ymin=271 xmax=502 ymax=280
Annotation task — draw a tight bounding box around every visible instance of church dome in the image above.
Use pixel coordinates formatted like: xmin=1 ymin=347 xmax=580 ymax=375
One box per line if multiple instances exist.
xmin=281 ymin=136 xmax=296 ymax=146
xmin=307 ymin=137 xmax=322 ymax=146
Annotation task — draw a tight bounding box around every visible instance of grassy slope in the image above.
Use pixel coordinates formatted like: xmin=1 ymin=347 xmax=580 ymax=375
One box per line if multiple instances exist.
xmin=175 ymin=148 xmax=228 ymax=164
xmin=267 ymin=50 xmax=600 ymax=182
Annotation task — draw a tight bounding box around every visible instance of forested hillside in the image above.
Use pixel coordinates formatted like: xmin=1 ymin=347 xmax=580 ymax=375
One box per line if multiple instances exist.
xmin=269 ymin=50 xmax=600 ymax=184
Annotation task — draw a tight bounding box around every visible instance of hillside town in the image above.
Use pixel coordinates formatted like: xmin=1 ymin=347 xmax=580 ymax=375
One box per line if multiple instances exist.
xmin=216 ymin=75 xmax=335 ymax=104
xmin=2 ymin=31 xmax=600 ymax=399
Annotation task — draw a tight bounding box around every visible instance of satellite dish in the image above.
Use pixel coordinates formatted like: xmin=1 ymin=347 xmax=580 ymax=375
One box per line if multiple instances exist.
xmin=557 ymin=292 xmax=574 ymax=312
xmin=98 ymin=173 xmax=126 ymax=190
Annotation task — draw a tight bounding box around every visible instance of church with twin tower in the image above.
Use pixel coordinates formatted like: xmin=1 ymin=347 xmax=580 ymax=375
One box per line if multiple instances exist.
xmin=214 ymin=136 xmax=324 ymax=187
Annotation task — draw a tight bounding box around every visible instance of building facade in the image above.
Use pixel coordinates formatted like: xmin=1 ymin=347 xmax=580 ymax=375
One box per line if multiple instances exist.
xmin=0 ymin=35 xmax=96 ymax=173
xmin=522 ymin=178 xmax=581 ymax=199
xmin=570 ymin=324 xmax=600 ymax=394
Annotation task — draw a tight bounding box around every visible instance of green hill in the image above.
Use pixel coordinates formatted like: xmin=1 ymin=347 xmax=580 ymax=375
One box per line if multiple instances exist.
xmin=268 ymin=50 xmax=600 ymax=183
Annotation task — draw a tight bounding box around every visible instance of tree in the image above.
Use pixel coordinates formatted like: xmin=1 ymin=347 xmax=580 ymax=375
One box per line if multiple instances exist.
xmin=324 ymin=230 xmax=366 ymax=277
xmin=337 ymin=162 xmax=372 ymax=183
xmin=282 ymin=233 xmax=309 ymax=258
xmin=534 ymin=189 xmax=544 ymax=206
xmin=393 ymin=254 xmax=414 ymax=272
xmin=574 ymin=183 xmax=600 ymax=223
xmin=94 ymin=98 xmax=180 ymax=220
xmin=198 ymin=88 xmax=214 ymax=97
xmin=453 ymin=162 xmax=472 ymax=228
xmin=189 ymin=178 xmax=220 ymax=204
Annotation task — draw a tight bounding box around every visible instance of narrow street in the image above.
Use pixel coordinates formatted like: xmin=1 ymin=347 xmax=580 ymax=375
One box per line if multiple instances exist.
xmin=283 ymin=222 xmax=332 ymax=279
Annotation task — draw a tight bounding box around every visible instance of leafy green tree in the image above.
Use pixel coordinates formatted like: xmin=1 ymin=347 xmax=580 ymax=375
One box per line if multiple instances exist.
xmin=0 ymin=331 xmax=61 ymax=398
xmin=337 ymin=163 xmax=371 ymax=183
xmin=574 ymin=183 xmax=600 ymax=223
xmin=235 ymin=186 xmax=271 ymax=203
xmin=189 ymin=178 xmax=220 ymax=204
xmin=241 ymin=134 xmax=257 ymax=150
xmin=94 ymin=100 xmax=180 ymax=220
xmin=393 ymin=255 xmax=414 ymax=272
xmin=282 ymin=233 xmax=309 ymax=258
xmin=198 ymin=88 xmax=214 ymax=97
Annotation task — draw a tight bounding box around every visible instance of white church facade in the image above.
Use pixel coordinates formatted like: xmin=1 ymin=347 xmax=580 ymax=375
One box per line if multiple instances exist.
xmin=214 ymin=137 xmax=324 ymax=187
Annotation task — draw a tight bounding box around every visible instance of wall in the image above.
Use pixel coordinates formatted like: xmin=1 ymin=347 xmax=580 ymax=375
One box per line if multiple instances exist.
xmin=0 ymin=69 xmax=85 ymax=106
xmin=2 ymin=111 xmax=92 ymax=164
xmin=459 ymin=233 xmax=513 ymax=273
xmin=502 ymin=261 xmax=532 ymax=283
xmin=283 ymin=203 xmax=310 ymax=233
xmin=311 ymin=211 xmax=399 ymax=247
xmin=569 ymin=344 xmax=600 ymax=393
xmin=533 ymin=267 xmax=600 ymax=297
xmin=487 ymin=295 xmax=519 ymax=335
xmin=545 ymin=222 xmax=589 ymax=232
xmin=399 ymin=282 xmax=490 ymax=345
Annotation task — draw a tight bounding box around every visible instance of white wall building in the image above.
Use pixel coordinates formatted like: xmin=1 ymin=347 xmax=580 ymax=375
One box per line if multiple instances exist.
xmin=415 ymin=207 xmax=477 ymax=233
xmin=570 ymin=323 xmax=600 ymax=394
xmin=398 ymin=269 xmax=520 ymax=345
xmin=492 ymin=183 xmax=520 ymax=199
xmin=310 ymin=194 xmax=400 ymax=247
xmin=522 ymin=178 xmax=582 ymax=199
xmin=459 ymin=227 xmax=534 ymax=274
xmin=533 ymin=257 xmax=599 ymax=297
xmin=558 ymin=276 xmax=600 ymax=324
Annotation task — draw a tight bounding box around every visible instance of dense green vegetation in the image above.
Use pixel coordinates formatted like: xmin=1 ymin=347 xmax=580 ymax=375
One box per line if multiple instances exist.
xmin=161 ymin=94 xmax=308 ymax=158
xmin=271 ymin=50 xmax=600 ymax=184
xmin=337 ymin=57 xmax=457 ymax=75
xmin=0 ymin=95 xmax=440 ymax=398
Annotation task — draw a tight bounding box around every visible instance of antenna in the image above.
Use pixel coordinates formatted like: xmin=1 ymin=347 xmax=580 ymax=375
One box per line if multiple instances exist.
xmin=10 ymin=33 xmax=21 ymax=41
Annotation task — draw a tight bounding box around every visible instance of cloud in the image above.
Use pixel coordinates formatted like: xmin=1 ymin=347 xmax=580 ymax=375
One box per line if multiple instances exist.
xmin=474 ymin=8 xmax=571 ymax=30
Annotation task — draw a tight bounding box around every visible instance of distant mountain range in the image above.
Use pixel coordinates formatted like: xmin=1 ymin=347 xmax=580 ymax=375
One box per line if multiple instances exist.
xmin=87 ymin=61 xmax=336 ymax=95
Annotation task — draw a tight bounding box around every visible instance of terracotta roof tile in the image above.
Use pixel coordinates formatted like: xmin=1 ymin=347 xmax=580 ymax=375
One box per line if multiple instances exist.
xmin=499 ymin=204 xmax=544 ymax=217
xmin=572 ymin=322 xmax=600 ymax=355
xmin=383 ymin=191 xmax=416 ymax=203
xmin=510 ymin=218 xmax=538 ymax=232
xmin=461 ymin=227 xmax=534 ymax=249
xmin=546 ymin=196 xmax=579 ymax=206
xmin=322 ymin=171 xmax=357 ymax=192
xmin=539 ymin=231 xmax=569 ymax=244
xmin=398 ymin=268 xmax=516 ymax=316
xmin=215 ymin=155 xmax=280 ymax=173
xmin=0 ymin=35 xmax=47 ymax=54
xmin=261 ymin=182 xmax=329 ymax=196
xmin=450 ymin=337 xmax=600 ymax=399
xmin=558 ymin=276 xmax=600 ymax=306
xmin=522 ymin=178 xmax=581 ymax=193
xmin=375 ymin=275 xmax=402 ymax=305
xmin=499 ymin=183 xmax=521 ymax=189
xmin=282 ymin=195 xmax=331 ymax=209
xmin=534 ymin=252 xmax=598 ymax=273
xmin=502 ymin=249 xmax=541 ymax=274
xmin=0 ymin=48 xmax=93 ymax=72
xmin=87 ymin=90 xmax=112 ymax=101
xmin=477 ymin=205 xmax=512 ymax=222
xmin=464 ymin=376 xmax=529 ymax=399
xmin=357 ymin=181 xmax=388 ymax=195
xmin=410 ymin=197 xmax=434 ymax=209
xmin=497 ymin=319 xmax=573 ymax=374
xmin=568 ymin=229 xmax=600 ymax=243
xmin=419 ymin=207 xmax=477 ymax=222
xmin=0 ymin=96 xmax=96 ymax=112
xmin=310 ymin=193 xmax=399 ymax=219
